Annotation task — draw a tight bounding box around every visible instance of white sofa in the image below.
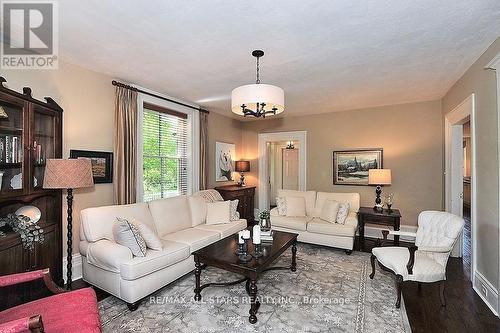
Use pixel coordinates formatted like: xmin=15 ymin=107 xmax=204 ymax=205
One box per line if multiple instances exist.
xmin=79 ymin=195 xmax=247 ymax=309
xmin=270 ymin=190 xmax=360 ymax=252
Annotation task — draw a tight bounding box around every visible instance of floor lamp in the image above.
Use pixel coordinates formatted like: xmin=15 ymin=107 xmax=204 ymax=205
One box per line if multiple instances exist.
xmin=43 ymin=158 xmax=94 ymax=289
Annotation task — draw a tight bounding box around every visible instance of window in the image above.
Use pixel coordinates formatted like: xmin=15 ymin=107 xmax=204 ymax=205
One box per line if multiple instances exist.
xmin=142 ymin=103 xmax=188 ymax=202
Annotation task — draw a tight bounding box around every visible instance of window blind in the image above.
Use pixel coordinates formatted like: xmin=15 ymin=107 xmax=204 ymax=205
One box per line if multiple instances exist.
xmin=142 ymin=105 xmax=188 ymax=202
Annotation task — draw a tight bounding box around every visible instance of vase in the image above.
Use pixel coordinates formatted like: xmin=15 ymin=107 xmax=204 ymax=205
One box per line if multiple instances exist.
xmin=260 ymin=218 xmax=271 ymax=232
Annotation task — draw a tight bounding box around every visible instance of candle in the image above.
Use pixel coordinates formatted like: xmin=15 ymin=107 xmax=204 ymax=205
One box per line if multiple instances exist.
xmin=238 ymin=231 xmax=244 ymax=244
xmin=252 ymin=225 xmax=261 ymax=244
xmin=242 ymin=230 xmax=251 ymax=239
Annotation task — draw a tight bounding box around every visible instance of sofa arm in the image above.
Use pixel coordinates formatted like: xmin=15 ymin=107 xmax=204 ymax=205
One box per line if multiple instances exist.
xmin=86 ymin=240 xmax=133 ymax=273
xmin=0 ymin=315 xmax=43 ymax=333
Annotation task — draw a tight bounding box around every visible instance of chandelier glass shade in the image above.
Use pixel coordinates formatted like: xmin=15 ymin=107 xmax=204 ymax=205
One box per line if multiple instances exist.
xmin=231 ymin=50 xmax=284 ymax=118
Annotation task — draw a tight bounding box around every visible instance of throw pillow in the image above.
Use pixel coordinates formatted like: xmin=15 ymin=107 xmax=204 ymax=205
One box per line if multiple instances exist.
xmin=114 ymin=217 xmax=147 ymax=257
xmin=320 ymin=200 xmax=340 ymax=223
xmin=276 ymin=197 xmax=287 ymax=216
xmin=230 ymin=199 xmax=240 ymax=221
xmin=131 ymin=218 xmax=163 ymax=251
xmin=336 ymin=202 xmax=351 ymax=224
xmin=206 ymin=201 xmax=231 ymax=225
xmin=285 ymin=196 xmax=307 ymax=217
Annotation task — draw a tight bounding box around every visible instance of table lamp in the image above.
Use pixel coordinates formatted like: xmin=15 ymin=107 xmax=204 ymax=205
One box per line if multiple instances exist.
xmin=43 ymin=158 xmax=94 ymax=289
xmin=368 ymin=169 xmax=391 ymax=211
xmin=235 ymin=160 xmax=250 ymax=187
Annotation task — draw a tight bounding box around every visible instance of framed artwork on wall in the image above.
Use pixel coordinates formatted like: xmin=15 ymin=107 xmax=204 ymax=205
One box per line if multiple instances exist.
xmin=333 ymin=148 xmax=383 ymax=185
xmin=70 ymin=150 xmax=113 ymax=184
xmin=215 ymin=142 xmax=235 ymax=182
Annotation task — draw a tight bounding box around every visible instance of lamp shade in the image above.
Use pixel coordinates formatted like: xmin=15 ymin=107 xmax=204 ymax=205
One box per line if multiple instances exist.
xmin=231 ymin=84 xmax=284 ymax=116
xmin=43 ymin=159 xmax=94 ymax=189
xmin=235 ymin=160 xmax=250 ymax=172
xmin=368 ymin=169 xmax=392 ymax=185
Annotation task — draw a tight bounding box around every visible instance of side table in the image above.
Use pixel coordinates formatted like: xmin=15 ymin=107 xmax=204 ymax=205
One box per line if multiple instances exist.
xmin=357 ymin=207 xmax=402 ymax=251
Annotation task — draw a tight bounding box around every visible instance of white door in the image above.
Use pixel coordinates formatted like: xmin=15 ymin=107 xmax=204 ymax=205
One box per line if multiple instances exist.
xmin=282 ymin=149 xmax=299 ymax=190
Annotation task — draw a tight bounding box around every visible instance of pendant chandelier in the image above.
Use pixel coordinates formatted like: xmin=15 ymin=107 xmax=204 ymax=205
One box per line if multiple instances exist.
xmin=231 ymin=50 xmax=284 ymax=118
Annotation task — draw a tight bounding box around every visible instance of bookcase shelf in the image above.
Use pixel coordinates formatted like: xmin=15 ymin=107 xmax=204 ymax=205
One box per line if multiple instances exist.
xmin=0 ymin=162 xmax=21 ymax=169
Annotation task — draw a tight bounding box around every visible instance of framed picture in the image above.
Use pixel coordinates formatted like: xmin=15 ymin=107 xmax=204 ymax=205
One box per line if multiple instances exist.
xmin=333 ymin=149 xmax=383 ymax=185
xmin=70 ymin=150 xmax=113 ymax=184
xmin=215 ymin=142 xmax=235 ymax=182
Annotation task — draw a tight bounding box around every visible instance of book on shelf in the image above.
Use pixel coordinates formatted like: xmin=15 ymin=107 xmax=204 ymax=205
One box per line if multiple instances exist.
xmin=0 ymin=135 xmax=21 ymax=163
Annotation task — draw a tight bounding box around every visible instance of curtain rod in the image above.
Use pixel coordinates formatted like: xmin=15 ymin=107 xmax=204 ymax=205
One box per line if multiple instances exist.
xmin=112 ymin=80 xmax=209 ymax=114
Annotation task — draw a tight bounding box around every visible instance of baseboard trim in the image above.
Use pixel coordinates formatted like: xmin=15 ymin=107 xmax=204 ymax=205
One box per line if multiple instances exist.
xmin=473 ymin=270 xmax=499 ymax=316
xmin=62 ymin=253 xmax=83 ymax=283
xmin=361 ymin=225 xmax=418 ymax=242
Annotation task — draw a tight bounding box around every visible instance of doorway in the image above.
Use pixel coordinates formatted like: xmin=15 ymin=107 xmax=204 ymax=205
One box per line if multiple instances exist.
xmin=268 ymin=141 xmax=300 ymax=207
xmin=258 ymin=131 xmax=307 ymax=212
xmin=445 ymin=94 xmax=476 ymax=281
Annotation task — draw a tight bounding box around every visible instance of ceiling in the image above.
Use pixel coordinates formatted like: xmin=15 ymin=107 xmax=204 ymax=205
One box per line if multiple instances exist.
xmin=58 ymin=1 xmax=500 ymax=118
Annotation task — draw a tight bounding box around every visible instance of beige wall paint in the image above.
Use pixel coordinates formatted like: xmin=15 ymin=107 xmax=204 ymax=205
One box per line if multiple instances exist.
xmin=241 ymin=100 xmax=444 ymax=228
xmin=442 ymin=37 xmax=500 ymax=288
xmin=1 ymin=60 xmax=115 ymax=255
xmin=206 ymin=110 xmax=243 ymax=188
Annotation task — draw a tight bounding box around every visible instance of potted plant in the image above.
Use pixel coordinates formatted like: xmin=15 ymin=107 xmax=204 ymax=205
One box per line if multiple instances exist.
xmin=259 ymin=210 xmax=271 ymax=232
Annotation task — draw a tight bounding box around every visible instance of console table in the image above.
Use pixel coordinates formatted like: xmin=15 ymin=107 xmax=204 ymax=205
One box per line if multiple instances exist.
xmin=215 ymin=185 xmax=255 ymax=225
xmin=357 ymin=207 xmax=401 ymax=251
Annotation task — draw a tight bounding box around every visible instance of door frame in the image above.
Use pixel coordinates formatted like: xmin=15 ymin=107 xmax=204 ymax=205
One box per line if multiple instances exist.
xmin=444 ymin=94 xmax=476 ymax=276
xmin=258 ymin=131 xmax=307 ymax=212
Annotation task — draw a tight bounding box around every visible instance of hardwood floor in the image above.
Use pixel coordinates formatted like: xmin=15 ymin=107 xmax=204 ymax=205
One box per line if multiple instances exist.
xmin=74 ymin=224 xmax=500 ymax=333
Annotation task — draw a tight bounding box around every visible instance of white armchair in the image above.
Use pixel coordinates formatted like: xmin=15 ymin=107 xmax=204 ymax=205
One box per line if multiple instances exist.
xmin=369 ymin=211 xmax=464 ymax=308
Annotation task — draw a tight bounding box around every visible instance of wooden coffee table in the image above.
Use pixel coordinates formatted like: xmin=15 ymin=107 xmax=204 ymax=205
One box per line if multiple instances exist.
xmin=193 ymin=230 xmax=298 ymax=324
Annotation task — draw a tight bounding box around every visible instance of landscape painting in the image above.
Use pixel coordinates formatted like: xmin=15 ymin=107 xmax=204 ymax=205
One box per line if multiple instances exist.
xmin=70 ymin=150 xmax=113 ymax=184
xmin=333 ymin=149 xmax=383 ymax=185
xmin=215 ymin=142 xmax=235 ymax=182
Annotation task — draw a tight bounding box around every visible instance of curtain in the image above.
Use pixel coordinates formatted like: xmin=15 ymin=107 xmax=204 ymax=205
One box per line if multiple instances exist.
xmin=113 ymin=86 xmax=138 ymax=204
xmin=199 ymin=111 xmax=208 ymax=190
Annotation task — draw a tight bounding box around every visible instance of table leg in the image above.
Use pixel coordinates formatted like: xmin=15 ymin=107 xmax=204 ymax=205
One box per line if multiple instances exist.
xmin=194 ymin=254 xmax=202 ymax=301
xmin=291 ymin=241 xmax=297 ymax=272
xmin=359 ymin=220 xmax=365 ymax=251
xmin=394 ymin=218 xmax=400 ymax=246
xmin=249 ymin=279 xmax=258 ymax=324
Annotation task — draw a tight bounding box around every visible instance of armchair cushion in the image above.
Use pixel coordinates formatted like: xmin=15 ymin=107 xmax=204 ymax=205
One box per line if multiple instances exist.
xmin=0 ymin=288 xmax=101 ymax=333
xmin=372 ymin=246 xmax=446 ymax=283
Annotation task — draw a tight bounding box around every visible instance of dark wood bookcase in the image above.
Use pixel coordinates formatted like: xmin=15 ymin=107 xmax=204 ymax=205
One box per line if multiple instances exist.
xmin=0 ymin=77 xmax=63 ymax=310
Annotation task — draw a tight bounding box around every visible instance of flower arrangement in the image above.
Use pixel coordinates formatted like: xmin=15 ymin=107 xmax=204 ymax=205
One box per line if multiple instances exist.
xmin=259 ymin=210 xmax=270 ymax=220
xmin=0 ymin=214 xmax=44 ymax=251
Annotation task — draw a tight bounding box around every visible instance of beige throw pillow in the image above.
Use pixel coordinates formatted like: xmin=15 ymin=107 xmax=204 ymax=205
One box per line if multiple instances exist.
xmin=114 ymin=218 xmax=147 ymax=257
xmin=320 ymin=200 xmax=340 ymax=223
xmin=230 ymin=199 xmax=240 ymax=221
xmin=285 ymin=196 xmax=307 ymax=217
xmin=206 ymin=201 xmax=232 ymax=225
xmin=131 ymin=218 xmax=163 ymax=251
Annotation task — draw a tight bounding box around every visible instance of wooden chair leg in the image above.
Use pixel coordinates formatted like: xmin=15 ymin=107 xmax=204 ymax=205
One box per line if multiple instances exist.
xmin=439 ymin=281 xmax=446 ymax=307
xmin=369 ymin=254 xmax=376 ymax=279
xmin=395 ymin=275 xmax=403 ymax=308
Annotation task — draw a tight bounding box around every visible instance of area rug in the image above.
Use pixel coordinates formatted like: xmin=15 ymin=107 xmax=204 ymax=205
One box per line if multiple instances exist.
xmin=99 ymin=243 xmax=411 ymax=332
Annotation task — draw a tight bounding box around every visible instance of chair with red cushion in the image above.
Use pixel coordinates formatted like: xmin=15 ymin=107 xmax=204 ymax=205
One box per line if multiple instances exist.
xmin=0 ymin=269 xmax=101 ymax=333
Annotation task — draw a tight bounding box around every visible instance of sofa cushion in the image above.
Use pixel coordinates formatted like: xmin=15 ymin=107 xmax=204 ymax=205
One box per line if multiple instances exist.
xmin=80 ymin=202 xmax=155 ymax=242
xmin=306 ymin=218 xmax=356 ymax=237
xmin=285 ymin=197 xmax=307 ymax=217
xmin=194 ymin=219 xmax=247 ymax=238
xmin=148 ymin=196 xmax=192 ymax=237
xmin=119 ymin=240 xmax=190 ymax=280
xmin=319 ymin=200 xmax=340 ymax=223
xmin=206 ymin=201 xmax=231 ymax=225
xmin=277 ymin=189 xmax=316 ymax=216
xmin=188 ymin=195 xmax=207 ymax=227
xmin=270 ymin=214 xmax=312 ymax=231
xmin=162 ymin=228 xmax=220 ymax=252
xmin=314 ymin=192 xmax=360 ymax=217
